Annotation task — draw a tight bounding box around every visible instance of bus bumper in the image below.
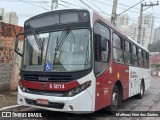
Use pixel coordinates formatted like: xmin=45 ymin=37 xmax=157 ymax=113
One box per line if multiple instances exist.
xmin=17 ymin=86 xmax=93 ymax=113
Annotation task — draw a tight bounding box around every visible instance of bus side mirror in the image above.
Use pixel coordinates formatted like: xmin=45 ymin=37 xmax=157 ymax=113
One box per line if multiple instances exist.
xmin=14 ymin=33 xmax=24 ymax=57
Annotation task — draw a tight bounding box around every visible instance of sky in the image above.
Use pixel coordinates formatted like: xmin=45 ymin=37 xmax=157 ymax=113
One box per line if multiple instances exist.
xmin=0 ymin=0 xmax=160 ymax=27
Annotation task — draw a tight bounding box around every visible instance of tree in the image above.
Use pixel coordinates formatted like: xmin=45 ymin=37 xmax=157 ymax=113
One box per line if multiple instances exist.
xmin=148 ymin=40 xmax=160 ymax=52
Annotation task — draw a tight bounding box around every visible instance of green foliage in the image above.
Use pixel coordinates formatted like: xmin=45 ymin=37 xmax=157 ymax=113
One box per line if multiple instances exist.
xmin=148 ymin=40 xmax=160 ymax=52
xmin=151 ymin=64 xmax=160 ymax=67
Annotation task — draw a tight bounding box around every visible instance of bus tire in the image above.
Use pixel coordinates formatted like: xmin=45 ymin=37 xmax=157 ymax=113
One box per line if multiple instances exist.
xmin=137 ymin=81 xmax=145 ymax=99
xmin=108 ymin=85 xmax=119 ymax=113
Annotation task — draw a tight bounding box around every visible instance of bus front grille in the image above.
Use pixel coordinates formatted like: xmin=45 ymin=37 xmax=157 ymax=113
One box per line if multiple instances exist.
xmin=22 ymin=74 xmax=73 ymax=82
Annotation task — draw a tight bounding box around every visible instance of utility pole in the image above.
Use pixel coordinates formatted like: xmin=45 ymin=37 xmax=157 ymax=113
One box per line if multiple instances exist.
xmin=137 ymin=1 xmax=159 ymax=44
xmin=51 ymin=0 xmax=58 ymax=10
xmin=111 ymin=0 xmax=118 ymax=25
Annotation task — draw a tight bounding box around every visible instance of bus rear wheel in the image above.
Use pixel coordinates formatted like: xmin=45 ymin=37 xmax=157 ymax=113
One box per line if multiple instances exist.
xmin=137 ymin=81 xmax=144 ymax=99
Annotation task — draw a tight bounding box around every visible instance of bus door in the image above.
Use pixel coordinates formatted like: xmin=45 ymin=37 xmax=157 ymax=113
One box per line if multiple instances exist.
xmin=94 ymin=22 xmax=111 ymax=110
xmin=129 ymin=46 xmax=143 ymax=97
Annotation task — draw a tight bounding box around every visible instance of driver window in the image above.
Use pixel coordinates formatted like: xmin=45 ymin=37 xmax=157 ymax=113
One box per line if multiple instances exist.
xmin=94 ymin=22 xmax=110 ymax=76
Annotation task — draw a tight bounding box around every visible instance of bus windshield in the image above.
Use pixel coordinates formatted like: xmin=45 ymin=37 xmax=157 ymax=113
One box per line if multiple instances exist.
xmin=22 ymin=29 xmax=91 ymax=72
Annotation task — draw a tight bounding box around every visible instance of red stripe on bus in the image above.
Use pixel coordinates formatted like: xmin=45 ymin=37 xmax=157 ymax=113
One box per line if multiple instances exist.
xmin=20 ymin=80 xmax=80 ymax=91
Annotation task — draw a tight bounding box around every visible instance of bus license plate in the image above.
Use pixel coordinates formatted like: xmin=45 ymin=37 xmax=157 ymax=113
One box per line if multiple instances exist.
xmin=36 ymin=99 xmax=49 ymax=105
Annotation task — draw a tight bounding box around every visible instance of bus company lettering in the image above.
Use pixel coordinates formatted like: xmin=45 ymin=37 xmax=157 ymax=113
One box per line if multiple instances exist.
xmin=130 ymin=70 xmax=138 ymax=78
xmin=49 ymin=84 xmax=65 ymax=89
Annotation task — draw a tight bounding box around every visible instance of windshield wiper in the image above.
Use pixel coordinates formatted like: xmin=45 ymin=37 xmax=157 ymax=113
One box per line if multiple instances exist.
xmin=33 ymin=30 xmax=43 ymax=50
xmin=56 ymin=25 xmax=70 ymax=50
xmin=53 ymin=25 xmax=70 ymax=64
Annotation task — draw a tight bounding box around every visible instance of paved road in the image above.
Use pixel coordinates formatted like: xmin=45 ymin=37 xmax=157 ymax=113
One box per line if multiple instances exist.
xmin=1 ymin=77 xmax=160 ymax=120
xmin=97 ymin=76 xmax=160 ymax=120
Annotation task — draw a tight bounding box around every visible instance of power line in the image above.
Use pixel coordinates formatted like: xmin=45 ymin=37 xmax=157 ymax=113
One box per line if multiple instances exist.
xmin=60 ymin=0 xmax=85 ymax=8
xmin=86 ymin=0 xmax=109 ymax=16
xmin=92 ymin=0 xmax=140 ymax=14
xmin=0 ymin=0 xmax=49 ymax=3
xmin=92 ymin=0 xmax=160 ymax=16
xmin=78 ymin=0 xmax=109 ymax=16
xmin=117 ymin=0 xmax=145 ymax=17
xmin=39 ymin=2 xmax=49 ymax=10
xmin=58 ymin=3 xmax=70 ymax=8
xmin=52 ymin=0 xmax=110 ymax=17
xmin=19 ymin=0 xmax=50 ymax=10
xmin=41 ymin=0 xmax=51 ymax=8
xmin=78 ymin=0 xmax=95 ymax=11
xmin=40 ymin=0 xmax=70 ymax=9
xmin=118 ymin=0 xmax=138 ymax=13
xmin=77 ymin=0 xmax=111 ymax=19
xmin=93 ymin=0 xmax=140 ymax=11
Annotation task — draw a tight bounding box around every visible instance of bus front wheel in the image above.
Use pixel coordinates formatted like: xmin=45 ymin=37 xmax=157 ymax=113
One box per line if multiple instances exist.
xmin=108 ymin=85 xmax=119 ymax=112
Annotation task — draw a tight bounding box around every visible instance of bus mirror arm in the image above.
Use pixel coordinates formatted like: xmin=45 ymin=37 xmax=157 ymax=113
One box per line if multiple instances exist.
xmin=14 ymin=32 xmax=24 ymax=57
xmin=14 ymin=49 xmax=23 ymax=57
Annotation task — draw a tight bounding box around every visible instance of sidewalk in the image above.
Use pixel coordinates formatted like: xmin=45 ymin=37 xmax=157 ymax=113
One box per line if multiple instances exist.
xmin=0 ymin=91 xmax=17 ymax=108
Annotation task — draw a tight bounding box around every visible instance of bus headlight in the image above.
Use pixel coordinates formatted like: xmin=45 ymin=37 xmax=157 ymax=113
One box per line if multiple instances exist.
xmin=67 ymin=81 xmax=91 ymax=97
xmin=19 ymin=82 xmax=26 ymax=92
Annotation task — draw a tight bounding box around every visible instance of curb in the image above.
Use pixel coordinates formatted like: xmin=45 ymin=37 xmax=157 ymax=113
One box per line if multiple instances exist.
xmin=0 ymin=105 xmax=22 ymax=111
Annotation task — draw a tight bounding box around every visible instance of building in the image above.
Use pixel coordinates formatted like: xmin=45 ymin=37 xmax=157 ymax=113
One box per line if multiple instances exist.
xmin=128 ymin=23 xmax=138 ymax=41
xmin=116 ymin=14 xmax=130 ymax=28
xmin=117 ymin=14 xmax=138 ymax=41
xmin=138 ymin=14 xmax=155 ymax=48
xmin=139 ymin=24 xmax=151 ymax=48
xmin=118 ymin=22 xmax=138 ymax=41
xmin=0 ymin=8 xmax=5 ymax=22
xmin=116 ymin=14 xmax=139 ymax=41
xmin=153 ymin=26 xmax=160 ymax=43
xmin=4 ymin=12 xmax=18 ymax=25
xmin=126 ymin=23 xmax=138 ymax=41
xmin=0 ymin=22 xmax=23 ymax=64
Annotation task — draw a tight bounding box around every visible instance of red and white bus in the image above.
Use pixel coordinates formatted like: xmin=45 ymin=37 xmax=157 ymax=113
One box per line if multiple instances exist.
xmin=15 ymin=9 xmax=151 ymax=113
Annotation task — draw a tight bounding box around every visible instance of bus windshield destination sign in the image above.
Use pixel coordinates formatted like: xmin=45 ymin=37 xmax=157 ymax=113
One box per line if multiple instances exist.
xmin=25 ymin=11 xmax=90 ymax=30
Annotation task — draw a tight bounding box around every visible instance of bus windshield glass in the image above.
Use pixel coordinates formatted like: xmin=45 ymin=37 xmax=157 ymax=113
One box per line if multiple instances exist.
xmin=22 ymin=29 xmax=91 ymax=72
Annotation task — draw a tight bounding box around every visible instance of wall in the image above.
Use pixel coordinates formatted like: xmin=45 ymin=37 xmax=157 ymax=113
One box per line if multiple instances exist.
xmin=0 ymin=22 xmax=23 ymax=91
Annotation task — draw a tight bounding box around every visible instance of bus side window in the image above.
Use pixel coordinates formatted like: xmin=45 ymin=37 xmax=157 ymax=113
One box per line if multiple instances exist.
xmin=113 ymin=33 xmax=124 ymax=63
xmin=146 ymin=52 xmax=149 ymax=68
xmin=138 ymin=48 xmax=143 ymax=67
xmin=124 ymin=40 xmax=132 ymax=65
xmin=143 ymin=51 xmax=146 ymax=68
xmin=94 ymin=22 xmax=110 ymax=76
xmin=132 ymin=45 xmax=138 ymax=66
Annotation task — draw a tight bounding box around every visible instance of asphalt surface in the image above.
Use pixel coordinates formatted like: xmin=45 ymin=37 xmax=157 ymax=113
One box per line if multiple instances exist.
xmin=0 ymin=76 xmax=160 ymax=120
